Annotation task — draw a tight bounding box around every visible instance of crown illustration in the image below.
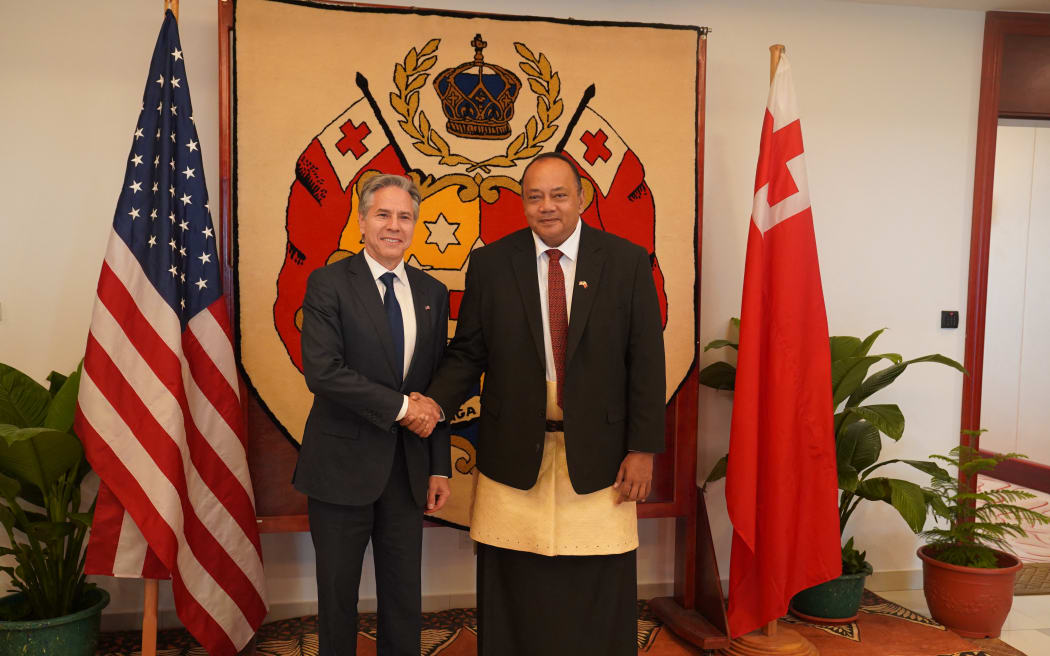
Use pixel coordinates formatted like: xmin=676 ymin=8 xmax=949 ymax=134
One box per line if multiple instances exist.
xmin=433 ymin=34 xmax=521 ymax=140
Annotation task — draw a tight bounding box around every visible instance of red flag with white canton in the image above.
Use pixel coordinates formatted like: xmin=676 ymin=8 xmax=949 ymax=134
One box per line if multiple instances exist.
xmin=75 ymin=11 xmax=267 ymax=655
xmin=725 ymin=54 xmax=841 ymax=638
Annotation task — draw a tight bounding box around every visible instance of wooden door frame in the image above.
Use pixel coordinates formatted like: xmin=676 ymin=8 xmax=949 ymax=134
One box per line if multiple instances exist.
xmin=962 ymin=11 xmax=1050 ymax=493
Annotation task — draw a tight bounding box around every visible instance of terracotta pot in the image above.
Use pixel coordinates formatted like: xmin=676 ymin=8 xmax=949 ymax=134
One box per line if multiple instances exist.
xmin=917 ymin=544 xmax=1021 ymax=638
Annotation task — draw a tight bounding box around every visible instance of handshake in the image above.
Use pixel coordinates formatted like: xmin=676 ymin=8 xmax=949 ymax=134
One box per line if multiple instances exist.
xmin=398 ymin=392 xmax=443 ymax=438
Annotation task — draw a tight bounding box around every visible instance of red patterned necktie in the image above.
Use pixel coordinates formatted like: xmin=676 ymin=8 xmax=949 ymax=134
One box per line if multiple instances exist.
xmin=546 ymin=249 xmax=567 ymax=408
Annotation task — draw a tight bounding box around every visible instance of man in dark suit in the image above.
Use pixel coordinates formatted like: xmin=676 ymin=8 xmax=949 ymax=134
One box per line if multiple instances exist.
xmin=425 ymin=153 xmax=666 ymax=655
xmin=293 ymin=174 xmax=451 ymax=656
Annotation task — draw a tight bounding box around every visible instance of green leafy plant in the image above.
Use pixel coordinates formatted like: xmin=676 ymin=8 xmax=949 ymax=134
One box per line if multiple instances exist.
xmin=0 ymin=362 xmax=94 ymax=620
xmin=921 ymin=445 xmax=1050 ymax=569
xmin=841 ymin=537 xmax=871 ymax=576
xmin=701 ymin=322 xmax=965 ymax=569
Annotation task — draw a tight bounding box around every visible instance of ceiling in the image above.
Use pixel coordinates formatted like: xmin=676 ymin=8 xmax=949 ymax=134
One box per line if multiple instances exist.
xmin=839 ymin=0 xmax=1050 ymax=11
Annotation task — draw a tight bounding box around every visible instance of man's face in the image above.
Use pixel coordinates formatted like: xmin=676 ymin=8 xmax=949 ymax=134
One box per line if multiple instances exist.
xmin=359 ymin=186 xmax=417 ymax=270
xmin=521 ymin=158 xmax=585 ymax=248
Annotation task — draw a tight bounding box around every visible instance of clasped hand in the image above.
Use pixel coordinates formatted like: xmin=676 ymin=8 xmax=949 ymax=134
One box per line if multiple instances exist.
xmin=398 ymin=392 xmax=442 ymax=437
xmin=613 ymin=452 xmax=654 ymax=503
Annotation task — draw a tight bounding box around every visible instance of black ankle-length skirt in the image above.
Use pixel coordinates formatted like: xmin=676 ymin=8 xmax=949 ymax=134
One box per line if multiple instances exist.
xmin=476 ymin=543 xmax=638 ymax=656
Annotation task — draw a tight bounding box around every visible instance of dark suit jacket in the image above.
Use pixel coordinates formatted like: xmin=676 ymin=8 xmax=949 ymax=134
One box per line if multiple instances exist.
xmin=293 ymin=252 xmax=452 ymax=507
xmin=427 ymin=223 xmax=665 ymax=495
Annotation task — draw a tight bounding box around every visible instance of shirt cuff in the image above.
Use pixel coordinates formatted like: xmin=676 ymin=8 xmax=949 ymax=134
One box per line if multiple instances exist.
xmin=431 ymin=474 xmax=449 ymax=478
xmin=395 ymin=395 xmax=409 ymax=422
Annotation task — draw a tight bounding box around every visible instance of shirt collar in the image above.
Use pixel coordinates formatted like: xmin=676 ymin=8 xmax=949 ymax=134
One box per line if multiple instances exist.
xmin=362 ymin=248 xmax=408 ymax=284
xmin=532 ymin=218 xmax=582 ymax=262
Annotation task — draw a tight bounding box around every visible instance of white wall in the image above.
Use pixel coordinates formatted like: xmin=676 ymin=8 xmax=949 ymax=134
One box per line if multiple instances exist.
xmin=1 ymin=0 xmax=985 ymax=624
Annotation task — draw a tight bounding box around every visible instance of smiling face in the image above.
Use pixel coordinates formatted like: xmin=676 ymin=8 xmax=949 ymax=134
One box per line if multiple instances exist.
xmin=359 ymin=185 xmax=417 ymax=270
xmin=521 ymin=157 xmax=585 ymax=248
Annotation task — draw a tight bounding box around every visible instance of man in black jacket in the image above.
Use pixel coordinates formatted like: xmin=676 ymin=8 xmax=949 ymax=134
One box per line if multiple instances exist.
xmin=294 ymin=174 xmax=451 ymax=656
xmin=426 ymin=153 xmax=666 ymax=655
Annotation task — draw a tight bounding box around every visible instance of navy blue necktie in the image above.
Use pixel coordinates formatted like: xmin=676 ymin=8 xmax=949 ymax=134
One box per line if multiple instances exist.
xmin=379 ymin=272 xmax=404 ymax=385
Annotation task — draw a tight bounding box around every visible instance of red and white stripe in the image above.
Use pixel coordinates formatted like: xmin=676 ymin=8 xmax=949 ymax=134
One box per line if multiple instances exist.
xmin=76 ymin=233 xmax=267 ymax=656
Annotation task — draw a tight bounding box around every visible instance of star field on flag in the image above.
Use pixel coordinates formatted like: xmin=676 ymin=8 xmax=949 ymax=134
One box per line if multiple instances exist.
xmin=111 ymin=27 xmax=218 ymax=325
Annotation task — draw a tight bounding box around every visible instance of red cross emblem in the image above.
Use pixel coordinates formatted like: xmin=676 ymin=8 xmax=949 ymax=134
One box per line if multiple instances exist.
xmin=335 ymin=119 xmax=371 ymax=159
xmin=580 ymin=130 xmax=613 ymax=166
xmin=755 ymin=116 xmax=804 ymax=206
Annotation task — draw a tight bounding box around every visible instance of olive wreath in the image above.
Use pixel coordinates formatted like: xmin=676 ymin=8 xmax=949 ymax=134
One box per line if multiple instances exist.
xmin=390 ymin=39 xmax=564 ymax=174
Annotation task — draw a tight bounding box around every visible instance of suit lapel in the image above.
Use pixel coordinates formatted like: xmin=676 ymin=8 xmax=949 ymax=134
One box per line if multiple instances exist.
xmin=402 ymin=266 xmax=432 ymax=387
xmin=566 ymin=224 xmax=604 ymax=367
xmin=346 ymin=253 xmax=403 ymax=386
xmin=511 ymin=233 xmax=546 ymax=370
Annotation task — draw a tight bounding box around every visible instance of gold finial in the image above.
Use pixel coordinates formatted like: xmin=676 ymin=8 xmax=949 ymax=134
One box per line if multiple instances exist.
xmin=471 ymin=34 xmax=488 ymax=65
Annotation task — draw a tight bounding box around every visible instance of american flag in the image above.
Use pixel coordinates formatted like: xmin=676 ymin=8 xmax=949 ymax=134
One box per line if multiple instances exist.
xmin=74 ymin=11 xmax=267 ymax=655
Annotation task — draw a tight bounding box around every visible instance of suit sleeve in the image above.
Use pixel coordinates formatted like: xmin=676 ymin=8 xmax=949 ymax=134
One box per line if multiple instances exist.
xmin=426 ymin=253 xmax=488 ymax=418
xmin=300 ymin=268 xmax=405 ymax=431
xmin=428 ymin=288 xmax=453 ymax=477
xmin=626 ymin=246 xmax=667 ymax=453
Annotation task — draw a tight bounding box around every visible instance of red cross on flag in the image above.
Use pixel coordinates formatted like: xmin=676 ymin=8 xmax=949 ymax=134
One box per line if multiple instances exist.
xmin=563 ymin=107 xmax=628 ymax=195
xmin=725 ymin=53 xmax=841 ymax=638
xmin=317 ymin=98 xmax=388 ymax=190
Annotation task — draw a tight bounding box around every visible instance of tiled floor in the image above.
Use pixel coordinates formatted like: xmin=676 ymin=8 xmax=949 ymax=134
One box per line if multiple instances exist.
xmin=878 ymin=588 xmax=1050 ymax=656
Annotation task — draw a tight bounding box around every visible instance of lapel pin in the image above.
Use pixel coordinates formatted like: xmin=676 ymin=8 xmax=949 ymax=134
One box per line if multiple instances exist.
xmin=578 ymin=281 xmax=588 ymax=289
xmin=425 ymin=305 xmax=431 ymax=311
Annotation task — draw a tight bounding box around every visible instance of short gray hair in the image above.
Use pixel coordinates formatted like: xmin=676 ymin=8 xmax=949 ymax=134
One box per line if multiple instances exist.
xmin=358 ymin=174 xmax=421 ymax=220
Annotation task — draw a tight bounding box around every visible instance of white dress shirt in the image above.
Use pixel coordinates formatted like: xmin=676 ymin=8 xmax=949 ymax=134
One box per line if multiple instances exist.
xmin=362 ymin=250 xmax=415 ymax=420
xmin=532 ymin=219 xmax=582 ymax=384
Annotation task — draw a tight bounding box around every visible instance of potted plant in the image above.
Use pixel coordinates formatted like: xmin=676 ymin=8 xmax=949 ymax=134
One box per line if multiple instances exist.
xmin=917 ymin=444 xmax=1050 ymax=638
xmin=701 ymin=324 xmax=964 ymax=621
xmin=0 ymin=362 xmax=108 ymax=656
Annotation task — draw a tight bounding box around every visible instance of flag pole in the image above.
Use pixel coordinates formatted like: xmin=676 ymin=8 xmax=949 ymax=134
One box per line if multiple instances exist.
xmin=142 ymin=579 xmax=159 ymax=656
xmin=760 ymin=44 xmax=782 ymax=648
xmin=139 ymin=17 xmax=172 ymax=656
xmin=769 ymin=44 xmax=785 ymax=83
xmin=761 ymin=42 xmax=784 ymax=640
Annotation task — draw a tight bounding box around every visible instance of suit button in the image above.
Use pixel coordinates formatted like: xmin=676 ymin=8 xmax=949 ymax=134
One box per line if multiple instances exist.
xmin=538 ymin=410 xmax=544 ymax=418
xmin=536 ymin=444 xmax=541 ymax=452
